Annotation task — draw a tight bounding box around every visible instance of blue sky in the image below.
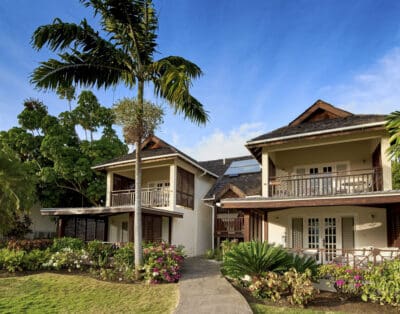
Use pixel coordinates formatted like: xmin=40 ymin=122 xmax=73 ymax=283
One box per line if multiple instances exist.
xmin=1 ymin=0 xmax=400 ymax=160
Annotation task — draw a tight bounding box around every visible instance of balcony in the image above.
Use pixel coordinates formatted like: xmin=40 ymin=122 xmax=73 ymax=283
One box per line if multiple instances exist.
xmin=269 ymin=168 xmax=383 ymax=198
xmin=215 ymin=217 xmax=244 ymax=237
xmin=111 ymin=187 xmax=170 ymax=207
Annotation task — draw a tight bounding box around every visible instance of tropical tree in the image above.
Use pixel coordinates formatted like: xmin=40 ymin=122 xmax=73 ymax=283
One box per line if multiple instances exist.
xmin=386 ymin=111 xmax=400 ymax=158
xmin=0 ymin=147 xmax=36 ymax=234
xmin=31 ymin=0 xmax=208 ymax=275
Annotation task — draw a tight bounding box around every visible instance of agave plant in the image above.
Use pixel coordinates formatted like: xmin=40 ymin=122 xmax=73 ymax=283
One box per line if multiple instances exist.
xmin=287 ymin=254 xmax=318 ymax=278
xmin=222 ymin=241 xmax=291 ymax=278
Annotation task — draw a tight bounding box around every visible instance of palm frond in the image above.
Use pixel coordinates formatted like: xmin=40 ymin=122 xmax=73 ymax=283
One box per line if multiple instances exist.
xmin=31 ymin=51 xmax=132 ymax=90
xmin=386 ymin=111 xmax=400 ymax=158
xmin=152 ymin=56 xmax=208 ymax=125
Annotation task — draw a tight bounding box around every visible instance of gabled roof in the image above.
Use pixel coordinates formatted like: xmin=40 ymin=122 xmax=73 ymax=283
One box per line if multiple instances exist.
xmin=92 ymin=135 xmax=219 ymax=178
xmin=202 ymin=156 xmax=262 ymax=200
xmin=289 ymin=100 xmax=352 ymax=126
xmin=247 ymin=100 xmax=386 ymax=145
xmin=198 ymin=155 xmax=253 ymax=177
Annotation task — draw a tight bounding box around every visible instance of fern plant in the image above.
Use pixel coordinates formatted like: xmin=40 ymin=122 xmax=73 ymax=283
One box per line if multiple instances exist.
xmin=222 ymin=241 xmax=291 ymax=278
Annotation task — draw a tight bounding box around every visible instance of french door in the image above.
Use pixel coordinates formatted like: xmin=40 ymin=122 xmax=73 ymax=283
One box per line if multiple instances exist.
xmin=307 ymin=217 xmax=338 ymax=262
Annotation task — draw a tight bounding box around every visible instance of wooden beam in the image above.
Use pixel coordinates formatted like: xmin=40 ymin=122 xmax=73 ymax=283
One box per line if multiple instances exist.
xmin=222 ymin=194 xmax=400 ymax=209
xmin=128 ymin=212 xmax=134 ymax=242
xmin=57 ymin=218 xmax=65 ymax=238
xmin=243 ymin=210 xmax=250 ymax=242
xmin=263 ymin=213 xmax=268 ymax=242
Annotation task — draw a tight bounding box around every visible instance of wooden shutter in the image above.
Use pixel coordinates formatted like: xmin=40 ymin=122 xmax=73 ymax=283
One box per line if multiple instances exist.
xmin=292 ymin=218 xmax=303 ymax=248
xmin=177 ymin=167 xmax=194 ymax=208
xmin=142 ymin=215 xmax=162 ymax=243
xmin=342 ymin=217 xmax=354 ymax=249
xmin=64 ymin=217 xmax=76 ymax=237
xmin=387 ymin=207 xmax=400 ymax=247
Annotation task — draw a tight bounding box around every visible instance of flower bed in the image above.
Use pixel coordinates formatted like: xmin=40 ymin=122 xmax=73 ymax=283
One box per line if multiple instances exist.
xmin=0 ymin=238 xmax=184 ymax=284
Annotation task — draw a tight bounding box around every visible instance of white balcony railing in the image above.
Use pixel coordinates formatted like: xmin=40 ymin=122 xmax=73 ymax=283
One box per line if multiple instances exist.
xmin=269 ymin=168 xmax=383 ymax=198
xmin=111 ymin=187 xmax=170 ymax=207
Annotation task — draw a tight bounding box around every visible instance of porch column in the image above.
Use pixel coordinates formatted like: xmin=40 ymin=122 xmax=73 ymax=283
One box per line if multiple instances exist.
xmin=243 ymin=210 xmax=251 ymax=242
xmin=263 ymin=212 xmax=268 ymax=242
xmin=169 ymin=163 xmax=177 ymax=209
xmin=262 ymin=150 xmax=269 ymax=197
xmin=106 ymin=172 xmax=114 ymax=207
xmin=381 ymin=138 xmax=392 ymax=190
xmin=57 ymin=218 xmax=65 ymax=237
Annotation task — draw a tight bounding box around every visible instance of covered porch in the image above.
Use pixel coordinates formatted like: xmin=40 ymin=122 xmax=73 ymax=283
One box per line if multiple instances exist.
xmin=41 ymin=206 xmax=183 ymax=244
xmin=219 ymin=194 xmax=400 ymax=265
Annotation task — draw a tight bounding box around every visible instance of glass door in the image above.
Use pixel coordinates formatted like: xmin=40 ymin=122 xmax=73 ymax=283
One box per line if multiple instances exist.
xmin=307 ymin=217 xmax=337 ymax=262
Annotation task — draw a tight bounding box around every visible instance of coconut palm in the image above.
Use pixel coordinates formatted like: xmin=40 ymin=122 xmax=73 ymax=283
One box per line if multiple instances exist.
xmin=31 ymin=0 xmax=208 ymax=276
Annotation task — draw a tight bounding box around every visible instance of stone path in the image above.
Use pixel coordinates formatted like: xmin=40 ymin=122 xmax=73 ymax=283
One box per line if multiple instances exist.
xmin=174 ymin=257 xmax=253 ymax=314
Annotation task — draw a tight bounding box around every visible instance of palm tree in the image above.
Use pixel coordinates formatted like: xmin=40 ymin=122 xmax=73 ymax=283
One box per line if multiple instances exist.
xmin=31 ymin=0 xmax=208 ymax=276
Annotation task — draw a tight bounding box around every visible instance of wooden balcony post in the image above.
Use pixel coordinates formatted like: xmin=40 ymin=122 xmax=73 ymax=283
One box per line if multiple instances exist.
xmin=57 ymin=218 xmax=65 ymax=237
xmin=243 ymin=210 xmax=251 ymax=242
xmin=263 ymin=212 xmax=268 ymax=242
xmin=128 ymin=212 xmax=134 ymax=242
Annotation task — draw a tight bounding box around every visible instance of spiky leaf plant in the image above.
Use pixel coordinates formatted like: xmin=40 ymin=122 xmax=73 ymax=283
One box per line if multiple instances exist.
xmin=287 ymin=254 xmax=318 ymax=278
xmin=222 ymin=241 xmax=291 ymax=279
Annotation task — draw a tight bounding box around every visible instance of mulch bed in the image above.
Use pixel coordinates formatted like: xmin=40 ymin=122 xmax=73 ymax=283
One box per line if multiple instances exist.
xmin=232 ymin=281 xmax=399 ymax=313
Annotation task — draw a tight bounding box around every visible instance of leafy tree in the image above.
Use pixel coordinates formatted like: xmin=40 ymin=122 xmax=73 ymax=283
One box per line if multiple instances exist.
xmin=56 ymin=84 xmax=76 ymax=111
xmin=113 ymin=98 xmax=164 ymax=144
xmin=0 ymin=147 xmax=36 ymax=234
xmin=386 ymin=111 xmax=400 ymax=158
xmin=31 ymin=0 xmax=208 ymax=274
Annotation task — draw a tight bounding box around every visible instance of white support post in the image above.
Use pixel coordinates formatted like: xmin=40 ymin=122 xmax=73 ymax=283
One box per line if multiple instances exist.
xmin=380 ymin=137 xmax=392 ymax=190
xmin=262 ymin=150 xmax=270 ymax=197
xmin=106 ymin=172 xmax=113 ymax=207
xmin=169 ymin=163 xmax=177 ymax=210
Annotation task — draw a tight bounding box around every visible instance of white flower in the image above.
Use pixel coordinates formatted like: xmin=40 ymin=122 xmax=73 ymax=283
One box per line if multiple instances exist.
xmin=152 ymin=272 xmax=159 ymax=277
xmin=242 ymin=275 xmax=251 ymax=282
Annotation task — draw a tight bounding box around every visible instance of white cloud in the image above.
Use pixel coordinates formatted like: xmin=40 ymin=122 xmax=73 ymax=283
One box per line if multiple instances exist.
xmin=180 ymin=122 xmax=267 ymax=161
xmin=322 ymin=47 xmax=400 ymax=114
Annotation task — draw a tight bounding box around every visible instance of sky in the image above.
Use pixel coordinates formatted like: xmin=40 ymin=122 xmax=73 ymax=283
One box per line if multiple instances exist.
xmin=1 ymin=0 xmax=400 ymax=160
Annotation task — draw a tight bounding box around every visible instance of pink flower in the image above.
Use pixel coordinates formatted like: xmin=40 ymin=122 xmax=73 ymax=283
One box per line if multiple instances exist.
xmin=354 ymin=275 xmax=362 ymax=281
xmin=355 ymin=283 xmax=362 ymax=288
xmin=336 ymin=279 xmax=345 ymax=287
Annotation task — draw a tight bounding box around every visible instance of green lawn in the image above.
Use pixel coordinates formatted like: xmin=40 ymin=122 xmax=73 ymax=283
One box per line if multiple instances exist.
xmin=250 ymin=303 xmax=344 ymax=314
xmin=0 ymin=273 xmax=178 ymax=314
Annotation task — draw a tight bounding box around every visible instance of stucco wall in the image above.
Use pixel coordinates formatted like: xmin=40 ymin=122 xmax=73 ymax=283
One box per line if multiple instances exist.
xmin=108 ymin=213 xmax=129 ymax=242
xmin=267 ymin=206 xmax=387 ymax=248
xmin=29 ymin=205 xmax=57 ymax=238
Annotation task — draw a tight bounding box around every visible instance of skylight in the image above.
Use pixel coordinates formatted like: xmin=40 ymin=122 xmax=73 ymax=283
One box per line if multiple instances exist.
xmin=224 ymin=159 xmax=261 ymax=176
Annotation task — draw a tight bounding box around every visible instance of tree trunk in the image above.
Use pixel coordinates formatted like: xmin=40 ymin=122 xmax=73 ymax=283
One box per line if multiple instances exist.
xmin=134 ymin=79 xmax=144 ymax=279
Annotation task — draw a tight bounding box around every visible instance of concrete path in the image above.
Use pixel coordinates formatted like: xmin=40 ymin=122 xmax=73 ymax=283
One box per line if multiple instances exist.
xmin=174 ymin=257 xmax=253 ymax=314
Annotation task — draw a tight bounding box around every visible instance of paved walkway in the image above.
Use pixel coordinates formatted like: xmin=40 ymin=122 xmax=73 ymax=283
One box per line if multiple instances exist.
xmin=174 ymin=257 xmax=253 ymax=314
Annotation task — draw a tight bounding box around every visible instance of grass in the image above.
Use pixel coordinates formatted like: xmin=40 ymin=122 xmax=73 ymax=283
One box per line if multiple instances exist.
xmin=0 ymin=273 xmax=178 ymax=314
xmin=250 ymin=303 xmax=344 ymax=314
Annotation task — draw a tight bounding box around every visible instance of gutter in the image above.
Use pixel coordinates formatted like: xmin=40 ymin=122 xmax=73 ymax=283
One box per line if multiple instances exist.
xmin=246 ymin=121 xmax=385 ymax=146
xmin=92 ymin=153 xmax=219 ymax=178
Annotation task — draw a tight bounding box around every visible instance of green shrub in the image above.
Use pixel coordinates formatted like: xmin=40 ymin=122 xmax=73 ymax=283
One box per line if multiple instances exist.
xmin=221 ymin=239 xmax=239 ymax=256
xmin=113 ymin=242 xmax=134 ymax=267
xmin=86 ymin=240 xmax=115 ymax=267
xmin=205 ymin=248 xmax=222 ymax=261
xmin=7 ymin=239 xmax=53 ymax=251
xmin=285 ymin=269 xmax=318 ymax=306
xmin=222 ymin=242 xmax=291 ymax=278
xmin=22 ymin=249 xmax=51 ymax=271
xmin=51 ymin=237 xmax=84 ymax=252
xmin=288 ymin=254 xmax=318 ymax=278
xmin=0 ymin=249 xmax=25 ymax=272
xmin=361 ymin=259 xmax=400 ymax=306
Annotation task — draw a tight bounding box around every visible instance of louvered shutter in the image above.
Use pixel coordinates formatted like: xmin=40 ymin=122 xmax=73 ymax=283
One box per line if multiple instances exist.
xmin=292 ymin=218 xmax=303 ymax=248
xmin=341 ymin=217 xmax=354 ymax=249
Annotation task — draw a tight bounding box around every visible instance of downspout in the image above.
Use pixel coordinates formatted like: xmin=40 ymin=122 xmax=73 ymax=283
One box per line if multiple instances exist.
xmin=204 ymin=195 xmax=216 ymax=250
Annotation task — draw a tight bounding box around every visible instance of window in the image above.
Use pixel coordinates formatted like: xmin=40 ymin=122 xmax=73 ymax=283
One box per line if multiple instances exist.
xmin=176 ymin=167 xmax=194 ymax=209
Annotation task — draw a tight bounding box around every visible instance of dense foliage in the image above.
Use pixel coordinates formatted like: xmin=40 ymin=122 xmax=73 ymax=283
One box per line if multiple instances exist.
xmin=0 ymin=238 xmax=184 ymax=284
xmin=0 ymin=96 xmax=127 ymax=212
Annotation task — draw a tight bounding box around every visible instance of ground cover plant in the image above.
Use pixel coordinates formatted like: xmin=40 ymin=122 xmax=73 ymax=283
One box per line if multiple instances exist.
xmin=0 ymin=273 xmax=177 ymax=314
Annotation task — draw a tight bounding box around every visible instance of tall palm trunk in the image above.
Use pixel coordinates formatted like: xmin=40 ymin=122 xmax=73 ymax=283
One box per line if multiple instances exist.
xmin=134 ymin=79 xmax=144 ymax=278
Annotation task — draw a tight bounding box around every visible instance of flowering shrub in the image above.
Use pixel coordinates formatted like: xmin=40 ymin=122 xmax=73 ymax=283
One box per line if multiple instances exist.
xmin=0 ymin=248 xmax=51 ymax=272
xmin=86 ymin=240 xmax=115 ymax=267
xmin=43 ymin=248 xmax=90 ymax=272
xmin=318 ymin=263 xmax=364 ymax=298
xmin=51 ymin=237 xmax=85 ymax=252
xmin=143 ymin=242 xmax=184 ymax=284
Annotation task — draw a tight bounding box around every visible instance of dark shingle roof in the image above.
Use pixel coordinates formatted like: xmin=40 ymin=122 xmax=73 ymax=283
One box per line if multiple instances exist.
xmin=201 ymin=156 xmax=262 ymax=200
xmin=249 ymin=114 xmax=386 ymax=142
